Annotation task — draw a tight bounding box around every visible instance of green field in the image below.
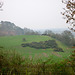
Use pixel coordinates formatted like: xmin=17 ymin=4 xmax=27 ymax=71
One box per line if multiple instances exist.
xmin=0 ymin=35 xmax=74 ymax=63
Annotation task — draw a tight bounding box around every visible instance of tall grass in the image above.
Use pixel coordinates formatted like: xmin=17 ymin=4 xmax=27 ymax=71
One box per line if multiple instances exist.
xmin=0 ymin=47 xmax=75 ymax=75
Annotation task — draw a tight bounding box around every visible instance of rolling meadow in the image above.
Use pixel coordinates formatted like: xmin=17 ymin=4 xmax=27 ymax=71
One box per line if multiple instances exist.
xmin=0 ymin=35 xmax=74 ymax=64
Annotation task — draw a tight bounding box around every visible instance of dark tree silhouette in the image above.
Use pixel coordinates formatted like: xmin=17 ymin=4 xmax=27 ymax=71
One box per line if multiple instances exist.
xmin=62 ymin=0 xmax=75 ymax=31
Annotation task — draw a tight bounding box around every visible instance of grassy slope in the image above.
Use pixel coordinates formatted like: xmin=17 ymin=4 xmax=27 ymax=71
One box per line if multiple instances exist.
xmin=0 ymin=35 xmax=74 ymax=63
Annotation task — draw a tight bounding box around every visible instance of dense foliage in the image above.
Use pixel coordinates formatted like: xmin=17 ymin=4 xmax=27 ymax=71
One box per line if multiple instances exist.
xmin=0 ymin=21 xmax=40 ymax=36
xmin=21 ymin=40 xmax=58 ymax=49
xmin=62 ymin=0 xmax=75 ymax=31
xmin=21 ymin=40 xmax=64 ymax=52
xmin=54 ymin=48 xmax=64 ymax=52
xmin=0 ymin=48 xmax=75 ymax=75
xmin=43 ymin=30 xmax=75 ymax=46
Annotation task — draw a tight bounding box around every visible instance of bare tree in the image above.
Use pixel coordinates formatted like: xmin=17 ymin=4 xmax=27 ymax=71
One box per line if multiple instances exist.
xmin=62 ymin=0 xmax=75 ymax=31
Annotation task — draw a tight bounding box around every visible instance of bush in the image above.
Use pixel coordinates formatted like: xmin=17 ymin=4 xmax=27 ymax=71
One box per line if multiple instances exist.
xmin=0 ymin=46 xmax=4 ymax=49
xmin=0 ymin=49 xmax=25 ymax=75
xmin=22 ymin=38 xmax=26 ymax=42
xmin=54 ymin=48 xmax=64 ymax=52
xmin=21 ymin=40 xmax=58 ymax=49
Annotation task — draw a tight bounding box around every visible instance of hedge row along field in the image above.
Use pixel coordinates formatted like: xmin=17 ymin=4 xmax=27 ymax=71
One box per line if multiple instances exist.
xmin=21 ymin=40 xmax=58 ymax=49
xmin=21 ymin=40 xmax=64 ymax=52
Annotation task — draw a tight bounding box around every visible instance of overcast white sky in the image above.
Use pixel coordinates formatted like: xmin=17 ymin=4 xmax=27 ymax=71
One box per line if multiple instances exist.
xmin=0 ymin=0 xmax=68 ymax=30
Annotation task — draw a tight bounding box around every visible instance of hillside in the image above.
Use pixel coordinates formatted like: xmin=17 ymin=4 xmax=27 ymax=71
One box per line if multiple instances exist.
xmin=0 ymin=21 xmax=24 ymax=36
xmin=0 ymin=21 xmax=39 ymax=36
xmin=0 ymin=35 xmax=74 ymax=63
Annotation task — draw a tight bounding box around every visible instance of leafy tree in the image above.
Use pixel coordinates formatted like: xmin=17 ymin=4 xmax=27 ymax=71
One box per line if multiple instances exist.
xmin=62 ymin=0 xmax=75 ymax=31
xmin=61 ymin=30 xmax=75 ymax=46
xmin=43 ymin=30 xmax=54 ymax=35
xmin=24 ymin=27 xmax=39 ymax=35
xmin=50 ymin=30 xmax=75 ymax=46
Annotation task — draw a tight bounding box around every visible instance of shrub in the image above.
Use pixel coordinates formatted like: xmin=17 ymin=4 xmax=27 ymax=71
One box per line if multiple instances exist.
xmin=54 ymin=48 xmax=64 ymax=52
xmin=0 ymin=49 xmax=26 ymax=75
xmin=22 ymin=38 xmax=26 ymax=42
xmin=21 ymin=40 xmax=58 ymax=49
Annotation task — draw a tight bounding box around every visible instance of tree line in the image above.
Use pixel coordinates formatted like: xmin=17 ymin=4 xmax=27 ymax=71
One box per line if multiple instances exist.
xmin=0 ymin=21 xmax=40 ymax=36
xmin=42 ymin=30 xmax=75 ymax=46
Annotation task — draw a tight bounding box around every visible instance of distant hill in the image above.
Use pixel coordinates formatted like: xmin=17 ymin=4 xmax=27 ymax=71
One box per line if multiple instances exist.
xmin=0 ymin=21 xmax=39 ymax=36
xmin=0 ymin=21 xmax=75 ymax=36
xmin=0 ymin=21 xmax=24 ymax=36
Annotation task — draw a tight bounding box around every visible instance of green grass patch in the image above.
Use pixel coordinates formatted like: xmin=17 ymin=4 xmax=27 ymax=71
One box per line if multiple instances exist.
xmin=0 ymin=35 xmax=74 ymax=63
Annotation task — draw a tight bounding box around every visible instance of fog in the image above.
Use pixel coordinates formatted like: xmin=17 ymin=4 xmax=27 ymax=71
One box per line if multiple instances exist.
xmin=0 ymin=0 xmax=68 ymax=30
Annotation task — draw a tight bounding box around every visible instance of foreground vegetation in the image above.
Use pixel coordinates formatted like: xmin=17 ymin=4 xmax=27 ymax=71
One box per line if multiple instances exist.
xmin=0 ymin=47 xmax=75 ymax=75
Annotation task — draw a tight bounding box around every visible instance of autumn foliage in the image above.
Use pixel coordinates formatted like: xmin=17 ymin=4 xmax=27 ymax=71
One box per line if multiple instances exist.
xmin=62 ymin=0 xmax=75 ymax=31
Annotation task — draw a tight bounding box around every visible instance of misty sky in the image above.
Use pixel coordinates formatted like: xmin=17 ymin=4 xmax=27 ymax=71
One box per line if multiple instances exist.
xmin=0 ymin=0 xmax=68 ymax=30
